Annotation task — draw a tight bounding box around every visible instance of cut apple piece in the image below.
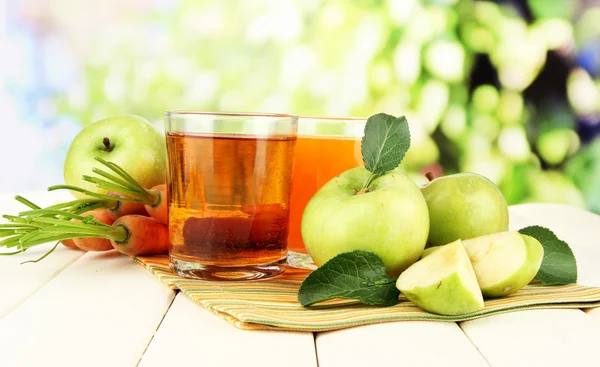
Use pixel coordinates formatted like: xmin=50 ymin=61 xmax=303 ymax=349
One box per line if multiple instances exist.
xmin=420 ymin=246 xmax=440 ymax=259
xmin=420 ymin=232 xmax=545 ymax=298
xmin=396 ymin=240 xmax=484 ymax=316
xmin=463 ymin=231 xmax=544 ymax=298
xmin=461 ymin=231 xmax=543 ymax=298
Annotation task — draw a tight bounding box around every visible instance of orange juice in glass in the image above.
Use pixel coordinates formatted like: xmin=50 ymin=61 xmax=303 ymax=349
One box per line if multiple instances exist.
xmin=287 ymin=117 xmax=367 ymax=263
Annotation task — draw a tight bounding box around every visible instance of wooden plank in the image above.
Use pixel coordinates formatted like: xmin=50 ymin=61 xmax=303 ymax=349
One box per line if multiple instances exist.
xmin=0 ymin=243 xmax=84 ymax=319
xmin=0 ymin=251 xmax=175 ymax=367
xmin=315 ymin=321 xmax=489 ymax=367
xmin=459 ymin=204 xmax=600 ymax=366
xmin=584 ymin=307 xmax=600 ymax=321
xmin=138 ymin=293 xmax=318 ymax=367
xmin=0 ymin=194 xmax=86 ymax=319
xmin=460 ymin=309 xmax=600 ymax=367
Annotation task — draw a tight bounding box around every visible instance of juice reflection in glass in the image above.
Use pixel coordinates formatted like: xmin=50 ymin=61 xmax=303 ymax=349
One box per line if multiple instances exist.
xmin=287 ymin=117 xmax=367 ymax=257
xmin=165 ymin=111 xmax=298 ymax=281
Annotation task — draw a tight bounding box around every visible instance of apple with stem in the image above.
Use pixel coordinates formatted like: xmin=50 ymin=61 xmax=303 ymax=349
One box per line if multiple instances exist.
xmin=64 ymin=115 xmax=167 ymax=198
xmin=301 ymin=113 xmax=430 ymax=276
xmin=421 ymin=172 xmax=509 ymax=247
xmin=302 ymin=167 xmax=430 ymax=276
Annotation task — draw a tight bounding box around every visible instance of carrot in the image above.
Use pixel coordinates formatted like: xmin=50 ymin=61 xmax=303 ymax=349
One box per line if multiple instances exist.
xmin=105 ymin=192 xmax=148 ymax=220
xmin=0 ymin=157 xmax=170 ymax=260
xmin=78 ymin=157 xmax=168 ymax=225
xmin=61 ymin=239 xmax=81 ymax=250
xmin=109 ymin=215 xmax=168 ymax=256
xmin=72 ymin=208 xmax=115 ymax=251
xmin=142 ymin=184 xmax=167 ymax=225
xmin=5 ymin=210 xmax=169 ymax=257
xmin=45 ymin=186 xmax=150 ymax=221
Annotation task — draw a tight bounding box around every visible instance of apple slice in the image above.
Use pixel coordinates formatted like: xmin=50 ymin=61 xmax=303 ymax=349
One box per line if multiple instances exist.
xmin=420 ymin=246 xmax=439 ymax=259
xmin=463 ymin=232 xmax=543 ymax=298
xmin=396 ymin=240 xmax=484 ymax=316
xmin=421 ymin=232 xmax=544 ymax=298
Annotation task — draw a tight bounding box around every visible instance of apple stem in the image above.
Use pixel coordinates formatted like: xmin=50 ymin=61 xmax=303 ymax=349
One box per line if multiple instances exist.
xmin=356 ymin=188 xmax=370 ymax=196
xmin=361 ymin=173 xmax=377 ymax=191
xmin=425 ymin=172 xmax=435 ymax=182
xmin=103 ymin=137 xmax=113 ymax=152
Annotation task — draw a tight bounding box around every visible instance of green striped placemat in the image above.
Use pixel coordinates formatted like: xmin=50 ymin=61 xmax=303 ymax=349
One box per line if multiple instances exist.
xmin=134 ymin=255 xmax=600 ymax=332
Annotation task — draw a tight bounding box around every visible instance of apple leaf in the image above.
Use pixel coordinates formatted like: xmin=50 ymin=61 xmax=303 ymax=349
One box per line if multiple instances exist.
xmin=361 ymin=113 xmax=410 ymax=177
xmin=298 ymin=250 xmax=400 ymax=307
xmin=518 ymin=225 xmax=577 ymax=285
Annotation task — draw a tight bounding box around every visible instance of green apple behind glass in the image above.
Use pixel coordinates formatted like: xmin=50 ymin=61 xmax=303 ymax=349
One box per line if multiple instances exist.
xmin=302 ymin=167 xmax=430 ymax=276
xmin=64 ymin=115 xmax=167 ymax=198
xmin=301 ymin=114 xmax=430 ymax=276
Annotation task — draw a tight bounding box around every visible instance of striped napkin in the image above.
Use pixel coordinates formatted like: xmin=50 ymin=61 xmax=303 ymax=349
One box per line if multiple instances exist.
xmin=134 ymin=255 xmax=600 ymax=332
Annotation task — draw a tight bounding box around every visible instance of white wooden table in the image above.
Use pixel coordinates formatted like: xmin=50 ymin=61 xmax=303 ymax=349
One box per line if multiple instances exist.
xmin=1 ymin=192 xmax=600 ymax=367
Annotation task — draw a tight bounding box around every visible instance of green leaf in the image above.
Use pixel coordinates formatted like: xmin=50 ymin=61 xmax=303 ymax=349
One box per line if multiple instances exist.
xmin=519 ymin=226 xmax=577 ymax=285
xmin=298 ymin=250 xmax=400 ymax=307
xmin=361 ymin=113 xmax=410 ymax=176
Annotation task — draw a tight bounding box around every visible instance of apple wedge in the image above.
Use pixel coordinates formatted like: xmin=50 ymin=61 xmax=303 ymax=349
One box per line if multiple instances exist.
xmin=396 ymin=240 xmax=484 ymax=316
xmin=421 ymin=231 xmax=544 ymax=298
xmin=420 ymin=246 xmax=439 ymax=258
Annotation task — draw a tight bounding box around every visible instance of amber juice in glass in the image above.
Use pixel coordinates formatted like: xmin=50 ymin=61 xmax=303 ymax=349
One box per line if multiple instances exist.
xmin=165 ymin=112 xmax=298 ymax=281
xmin=287 ymin=117 xmax=366 ymax=256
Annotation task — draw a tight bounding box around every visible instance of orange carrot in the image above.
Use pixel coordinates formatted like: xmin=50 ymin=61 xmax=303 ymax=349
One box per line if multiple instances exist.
xmin=105 ymin=192 xmax=148 ymax=220
xmin=143 ymin=184 xmax=167 ymax=225
xmin=62 ymin=158 xmax=169 ymax=224
xmin=5 ymin=211 xmax=169 ymax=257
xmin=109 ymin=215 xmax=169 ymax=256
xmin=73 ymin=208 xmax=115 ymax=251
xmin=61 ymin=239 xmax=82 ymax=250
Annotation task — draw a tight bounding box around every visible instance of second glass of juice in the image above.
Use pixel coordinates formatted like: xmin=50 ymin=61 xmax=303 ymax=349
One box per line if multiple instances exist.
xmin=287 ymin=116 xmax=367 ymax=260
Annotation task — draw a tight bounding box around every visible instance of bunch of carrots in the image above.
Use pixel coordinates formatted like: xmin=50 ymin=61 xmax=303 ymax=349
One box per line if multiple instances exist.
xmin=0 ymin=157 xmax=169 ymax=262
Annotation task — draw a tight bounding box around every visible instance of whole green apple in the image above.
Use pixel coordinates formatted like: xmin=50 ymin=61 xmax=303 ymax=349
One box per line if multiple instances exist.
xmin=422 ymin=231 xmax=544 ymax=298
xmin=301 ymin=166 xmax=429 ymax=276
xmin=421 ymin=172 xmax=509 ymax=247
xmin=396 ymin=240 xmax=484 ymax=316
xmin=64 ymin=114 xmax=167 ymax=198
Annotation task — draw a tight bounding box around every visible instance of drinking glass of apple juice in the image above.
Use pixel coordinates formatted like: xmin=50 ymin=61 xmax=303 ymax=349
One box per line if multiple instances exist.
xmin=165 ymin=111 xmax=298 ymax=281
xmin=286 ymin=116 xmax=367 ymax=269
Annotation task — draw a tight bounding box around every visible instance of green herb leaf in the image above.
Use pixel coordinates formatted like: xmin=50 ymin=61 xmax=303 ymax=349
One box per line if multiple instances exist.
xmin=361 ymin=113 xmax=410 ymax=176
xmin=519 ymin=226 xmax=577 ymax=285
xmin=298 ymin=250 xmax=400 ymax=307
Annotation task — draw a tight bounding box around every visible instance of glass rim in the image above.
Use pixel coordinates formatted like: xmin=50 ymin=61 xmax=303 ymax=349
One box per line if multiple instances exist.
xmin=297 ymin=115 xmax=368 ymax=122
xmin=164 ymin=110 xmax=297 ymax=119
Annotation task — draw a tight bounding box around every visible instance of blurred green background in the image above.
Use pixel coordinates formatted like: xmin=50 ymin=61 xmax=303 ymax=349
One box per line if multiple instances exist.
xmin=2 ymin=0 xmax=600 ymax=212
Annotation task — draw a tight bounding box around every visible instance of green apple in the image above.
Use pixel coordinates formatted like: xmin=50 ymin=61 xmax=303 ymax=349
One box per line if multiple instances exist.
xmin=301 ymin=166 xmax=429 ymax=276
xmin=64 ymin=114 xmax=167 ymax=198
xmin=396 ymin=240 xmax=484 ymax=316
xmin=421 ymin=231 xmax=544 ymax=298
xmin=421 ymin=172 xmax=509 ymax=247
